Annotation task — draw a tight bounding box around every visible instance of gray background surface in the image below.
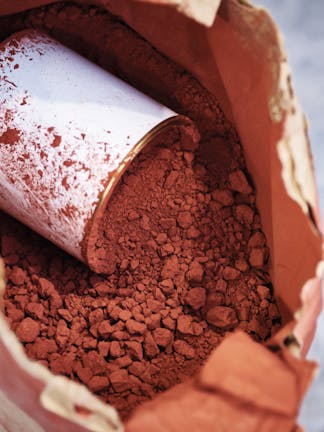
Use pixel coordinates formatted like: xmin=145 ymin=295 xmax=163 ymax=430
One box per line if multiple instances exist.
xmin=257 ymin=1 xmax=324 ymax=430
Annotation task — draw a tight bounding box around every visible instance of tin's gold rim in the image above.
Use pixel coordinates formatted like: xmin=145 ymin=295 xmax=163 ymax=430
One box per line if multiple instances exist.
xmin=83 ymin=114 xmax=194 ymax=270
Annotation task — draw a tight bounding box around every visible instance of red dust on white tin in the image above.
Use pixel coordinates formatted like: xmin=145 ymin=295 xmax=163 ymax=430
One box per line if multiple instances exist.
xmin=0 ymin=30 xmax=196 ymax=271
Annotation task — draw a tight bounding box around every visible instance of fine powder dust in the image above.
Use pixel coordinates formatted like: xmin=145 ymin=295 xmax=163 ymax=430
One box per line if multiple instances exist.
xmin=1 ymin=2 xmax=281 ymax=420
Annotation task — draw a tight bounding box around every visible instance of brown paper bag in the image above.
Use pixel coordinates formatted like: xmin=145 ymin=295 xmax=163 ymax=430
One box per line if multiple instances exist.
xmin=0 ymin=1 xmax=322 ymax=431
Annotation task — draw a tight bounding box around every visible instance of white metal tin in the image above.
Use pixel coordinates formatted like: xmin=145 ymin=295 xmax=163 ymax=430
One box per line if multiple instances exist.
xmin=0 ymin=30 xmax=195 ymax=271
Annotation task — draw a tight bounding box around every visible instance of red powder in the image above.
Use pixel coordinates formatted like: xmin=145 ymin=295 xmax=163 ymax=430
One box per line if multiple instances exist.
xmin=51 ymin=134 xmax=61 ymax=147
xmin=0 ymin=2 xmax=281 ymax=422
xmin=1 ymin=133 xmax=280 ymax=418
xmin=0 ymin=127 xmax=20 ymax=145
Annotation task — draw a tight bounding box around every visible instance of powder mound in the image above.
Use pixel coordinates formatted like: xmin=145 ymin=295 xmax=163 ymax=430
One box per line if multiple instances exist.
xmin=185 ymin=287 xmax=206 ymax=310
xmin=206 ymin=306 xmax=238 ymax=330
xmin=1 ymin=1 xmax=281 ymax=421
xmin=8 ymin=266 xmax=26 ymax=285
xmin=173 ymin=340 xmax=195 ymax=359
xmin=16 ymin=317 xmax=40 ymax=343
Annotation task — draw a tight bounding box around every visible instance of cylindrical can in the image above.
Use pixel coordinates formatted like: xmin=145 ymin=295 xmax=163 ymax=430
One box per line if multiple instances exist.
xmin=0 ymin=30 xmax=197 ymax=272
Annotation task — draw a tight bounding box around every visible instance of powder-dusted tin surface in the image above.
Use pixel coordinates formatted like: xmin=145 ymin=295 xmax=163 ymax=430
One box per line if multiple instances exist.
xmin=0 ymin=30 xmax=192 ymax=268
